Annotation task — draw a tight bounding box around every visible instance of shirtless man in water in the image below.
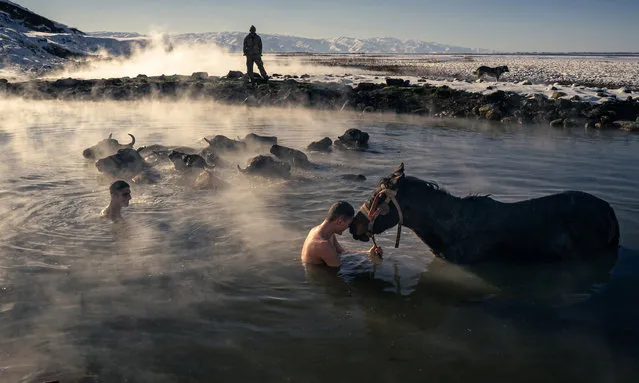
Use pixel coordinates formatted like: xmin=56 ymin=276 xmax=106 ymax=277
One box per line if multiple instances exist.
xmin=301 ymin=201 xmax=382 ymax=267
xmin=100 ymin=180 xmax=131 ymax=221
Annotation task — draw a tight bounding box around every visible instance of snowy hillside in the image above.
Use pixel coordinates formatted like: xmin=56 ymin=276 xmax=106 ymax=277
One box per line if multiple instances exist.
xmin=89 ymin=31 xmax=493 ymax=54
xmin=0 ymin=0 xmax=144 ymax=76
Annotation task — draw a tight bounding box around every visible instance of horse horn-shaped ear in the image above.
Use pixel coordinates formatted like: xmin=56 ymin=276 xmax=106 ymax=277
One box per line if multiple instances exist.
xmin=393 ymin=162 xmax=404 ymax=177
xmin=108 ymin=133 xmax=113 ymax=139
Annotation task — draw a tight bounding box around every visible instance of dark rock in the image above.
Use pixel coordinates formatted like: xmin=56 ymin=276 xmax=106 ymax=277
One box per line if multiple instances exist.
xmin=307 ymin=137 xmax=333 ymax=152
xmin=54 ymin=78 xmax=82 ymax=87
xmin=613 ymin=121 xmax=639 ymax=131
xmin=549 ymin=119 xmax=564 ymax=127
xmin=191 ymin=72 xmax=208 ymax=79
xmin=386 ymin=78 xmax=410 ymax=86
xmin=355 ymin=82 xmax=382 ymax=92
xmin=226 ymin=70 xmax=243 ymax=79
xmin=550 ymin=91 xmax=567 ymax=99
xmin=301 ymin=74 xmax=311 ymax=79
xmin=570 ymin=95 xmax=581 ymax=101
xmin=485 ymin=90 xmax=507 ymax=103
xmin=563 ymin=118 xmax=581 ymax=128
xmin=478 ymin=104 xmax=502 ymax=121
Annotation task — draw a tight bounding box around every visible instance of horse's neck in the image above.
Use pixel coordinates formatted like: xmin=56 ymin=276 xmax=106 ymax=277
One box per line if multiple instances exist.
xmin=400 ymin=182 xmax=463 ymax=253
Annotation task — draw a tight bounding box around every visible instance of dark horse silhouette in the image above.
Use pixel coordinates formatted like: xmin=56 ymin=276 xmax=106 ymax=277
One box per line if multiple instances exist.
xmin=350 ymin=163 xmax=620 ymax=265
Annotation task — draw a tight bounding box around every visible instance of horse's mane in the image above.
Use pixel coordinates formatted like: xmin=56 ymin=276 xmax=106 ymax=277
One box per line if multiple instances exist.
xmin=385 ymin=175 xmax=492 ymax=201
xmin=404 ymin=176 xmax=450 ymax=195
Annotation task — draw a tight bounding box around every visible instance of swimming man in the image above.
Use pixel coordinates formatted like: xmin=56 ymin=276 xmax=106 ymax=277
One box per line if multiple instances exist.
xmin=100 ymin=180 xmax=131 ymax=221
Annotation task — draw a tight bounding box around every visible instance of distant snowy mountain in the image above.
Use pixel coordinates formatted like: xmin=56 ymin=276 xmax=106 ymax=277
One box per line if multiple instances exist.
xmin=90 ymin=31 xmax=492 ymax=54
xmin=0 ymin=0 xmax=144 ymax=76
xmin=1 ymin=0 xmax=491 ymax=78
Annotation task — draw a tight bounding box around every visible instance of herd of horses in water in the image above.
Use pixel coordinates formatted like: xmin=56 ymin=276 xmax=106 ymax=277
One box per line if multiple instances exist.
xmin=82 ymin=129 xmax=622 ymax=268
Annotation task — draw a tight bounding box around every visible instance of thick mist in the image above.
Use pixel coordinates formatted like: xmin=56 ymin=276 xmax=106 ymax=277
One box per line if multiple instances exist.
xmin=0 ymin=98 xmax=377 ymax=381
xmin=1 ymin=96 xmax=635 ymax=382
xmin=47 ymin=33 xmax=365 ymax=80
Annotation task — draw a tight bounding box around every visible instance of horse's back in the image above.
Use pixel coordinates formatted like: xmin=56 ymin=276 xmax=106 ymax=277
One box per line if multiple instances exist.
xmin=522 ymin=190 xmax=620 ymax=259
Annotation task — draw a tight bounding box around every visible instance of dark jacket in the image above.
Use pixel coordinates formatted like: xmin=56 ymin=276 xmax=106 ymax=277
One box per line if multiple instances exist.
xmin=243 ymin=32 xmax=263 ymax=56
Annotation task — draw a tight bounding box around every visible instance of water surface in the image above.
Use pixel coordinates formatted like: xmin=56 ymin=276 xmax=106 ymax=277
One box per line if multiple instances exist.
xmin=0 ymin=99 xmax=638 ymax=383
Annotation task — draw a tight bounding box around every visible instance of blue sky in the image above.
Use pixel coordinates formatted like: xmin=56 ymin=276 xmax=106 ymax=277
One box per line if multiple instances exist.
xmin=16 ymin=0 xmax=639 ymax=52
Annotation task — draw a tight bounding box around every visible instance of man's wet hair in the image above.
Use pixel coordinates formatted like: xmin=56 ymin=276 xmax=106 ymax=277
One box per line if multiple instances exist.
xmin=250 ymin=25 xmax=256 ymax=32
xmin=326 ymin=201 xmax=354 ymax=222
xmin=110 ymin=180 xmax=130 ymax=195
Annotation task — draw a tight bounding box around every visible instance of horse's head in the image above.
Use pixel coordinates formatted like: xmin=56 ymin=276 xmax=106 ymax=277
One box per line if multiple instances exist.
xmin=350 ymin=162 xmax=405 ymax=245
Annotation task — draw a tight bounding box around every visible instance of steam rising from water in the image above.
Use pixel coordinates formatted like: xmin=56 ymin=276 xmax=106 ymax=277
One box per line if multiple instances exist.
xmin=1 ymin=98 xmax=638 ymax=381
xmin=0 ymin=98 xmax=376 ymax=381
xmin=47 ymin=33 xmax=365 ymax=80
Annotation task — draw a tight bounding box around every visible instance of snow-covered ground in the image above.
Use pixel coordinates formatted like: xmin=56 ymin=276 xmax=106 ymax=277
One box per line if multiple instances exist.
xmin=269 ymin=53 xmax=637 ymax=104
xmin=0 ymin=0 xmax=143 ymax=79
xmin=294 ymin=72 xmax=634 ymax=105
xmin=296 ymin=53 xmax=639 ymax=89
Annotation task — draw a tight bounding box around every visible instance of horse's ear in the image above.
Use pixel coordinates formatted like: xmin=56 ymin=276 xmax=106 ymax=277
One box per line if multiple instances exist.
xmin=392 ymin=162 xmax=404 ymax=178
xmin=387 ymin=162 xmax=404 ymax=188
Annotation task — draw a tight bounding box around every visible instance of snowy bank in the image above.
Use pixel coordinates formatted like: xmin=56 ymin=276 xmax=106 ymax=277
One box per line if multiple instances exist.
xmin=1 ymin=73 xmax=638 ymax=132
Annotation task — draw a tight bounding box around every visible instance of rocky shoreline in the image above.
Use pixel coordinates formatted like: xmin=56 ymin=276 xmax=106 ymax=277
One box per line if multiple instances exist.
xmin=1 ymin=72 xmax=638 ymax=131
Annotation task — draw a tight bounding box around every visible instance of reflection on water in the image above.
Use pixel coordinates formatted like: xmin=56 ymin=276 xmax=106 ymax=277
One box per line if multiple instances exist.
xmin=1 ymin=99 xmax=638 ymax=382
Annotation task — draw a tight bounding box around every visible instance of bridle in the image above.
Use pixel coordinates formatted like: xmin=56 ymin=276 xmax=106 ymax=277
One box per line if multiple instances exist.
xmin=359 ymin=184 xmax=404 ymax=248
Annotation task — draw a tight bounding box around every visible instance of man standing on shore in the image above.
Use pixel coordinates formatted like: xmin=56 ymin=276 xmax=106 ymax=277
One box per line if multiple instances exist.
xmin=243 ymin=25 xmax=269 ymax=82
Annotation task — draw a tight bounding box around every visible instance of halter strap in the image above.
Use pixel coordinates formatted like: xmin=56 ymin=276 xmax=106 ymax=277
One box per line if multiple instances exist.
xmin=359 ymin=187 xmax=404 ymax=248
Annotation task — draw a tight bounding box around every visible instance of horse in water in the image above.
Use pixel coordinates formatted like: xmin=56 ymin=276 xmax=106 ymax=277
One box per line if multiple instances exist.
xmin=350 ymin=163 xmax=620 ymax=265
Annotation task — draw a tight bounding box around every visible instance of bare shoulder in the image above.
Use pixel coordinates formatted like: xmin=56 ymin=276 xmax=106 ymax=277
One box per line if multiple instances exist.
xmin=304 ymin=239 xmax=339 ymax=267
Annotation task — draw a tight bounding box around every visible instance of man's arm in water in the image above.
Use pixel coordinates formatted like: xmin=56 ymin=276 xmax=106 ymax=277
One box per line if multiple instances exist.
xmin=311 ymin=241 xmax=341 ymax=267
xmin=334 ymin=235 xmax=345 ymax=254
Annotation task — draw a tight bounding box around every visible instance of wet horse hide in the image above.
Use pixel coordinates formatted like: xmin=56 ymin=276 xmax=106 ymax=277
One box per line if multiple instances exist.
xmin=350 ymin=163 xmax=620 ymax=265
